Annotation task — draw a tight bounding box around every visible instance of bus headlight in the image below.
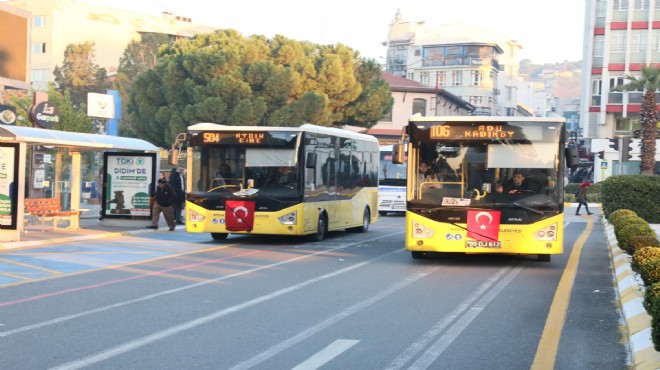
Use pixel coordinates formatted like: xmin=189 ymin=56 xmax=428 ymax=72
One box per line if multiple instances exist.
xmin=188 ymin=209 xmax=205 ymax=222
xmin=412 ymin=221 xmax=435 ymax=238
xmin=279 ymin=211 xmax=297 ymax=225
xmin=534 ymin=223 xmax=557 ymax=241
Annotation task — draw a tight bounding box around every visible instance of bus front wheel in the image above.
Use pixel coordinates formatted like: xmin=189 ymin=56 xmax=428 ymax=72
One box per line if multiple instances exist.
xmin=309 ymin=214 xmax=327 ymax=242
xmin=411 ymin=251 xmax=427 ymax=259
xmin=211 ymin=233 xmax=228 ymax=240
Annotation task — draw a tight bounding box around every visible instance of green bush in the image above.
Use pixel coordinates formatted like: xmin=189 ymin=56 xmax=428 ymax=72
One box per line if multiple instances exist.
xmin=629 ymin=235 xmax=660 ymax=254
xmin=632 ymin=247 xmax=660 ymax=271
xmin=565 ymin=182 xmax=602 ymax=203
xmin=640 ymin=259 xmax=660 ymax=286
xmin=652 ymin=297 xmax=660 ymax=351
xmin=601 ymin=175 xmax=660 ymax=223
xmin=611 ymin=214 xmax=646 ymax=230
xmin=608 ymin=209 xmax=638 ymax=225
xmin=616 ymin=222 xmax=656 ymax=252
xmin=645 ymin=282 xmax=660 ymax=312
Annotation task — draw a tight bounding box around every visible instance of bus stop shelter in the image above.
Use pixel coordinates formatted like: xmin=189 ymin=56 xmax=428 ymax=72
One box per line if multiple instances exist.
xmin=0 ymin=125 xmax=159 ymax=242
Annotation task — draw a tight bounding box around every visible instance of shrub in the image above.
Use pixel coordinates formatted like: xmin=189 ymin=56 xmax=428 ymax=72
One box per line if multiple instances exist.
xmin=611 ymin=214 xmax=646 ymax=231
xmin=632 ymin=247 xmax=660 ymax=271
xmin=629 ymin=236 xmax=660 ymax=254
xmin=645 ymin=282 xmax=660 ymax=312
xmin=615 ymin=222 xmax=655 ymax=252
xmin=601 ymin=175 xmax=660 ymax=223
xmin=608 ymin=209 xmax=638 ymax=225
xmin=640 ymin=259 xmax=660 ymax=286
xmin=652 ymin=300 xmax=660 ymax=351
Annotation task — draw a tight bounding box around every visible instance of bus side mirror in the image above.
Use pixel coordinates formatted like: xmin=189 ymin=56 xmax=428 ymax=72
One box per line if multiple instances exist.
xmin=168 ymin=145 xmax=179 ymax=166
xmin=392 ymin=144 xmax=405 ymax=164
xmin=306 ymin=152 xmax=317 ymax=168
xmin=565 ymin=147 xmax=579 ymax=169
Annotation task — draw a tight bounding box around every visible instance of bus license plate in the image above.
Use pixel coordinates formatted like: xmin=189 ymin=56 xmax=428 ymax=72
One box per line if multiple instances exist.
xmin=466 ymin=240 xmax=502 ymax=249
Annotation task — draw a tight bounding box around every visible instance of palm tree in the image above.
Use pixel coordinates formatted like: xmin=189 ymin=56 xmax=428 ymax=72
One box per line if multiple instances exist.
xmin=615 ymin=66 xmax=658 ymax=175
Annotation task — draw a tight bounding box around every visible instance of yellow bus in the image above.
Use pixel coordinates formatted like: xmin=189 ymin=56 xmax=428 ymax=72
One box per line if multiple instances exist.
xmin=175 ymin=123 xmax=379 ymax=241
xmin=395 ymin=116 xmax=576 ymax=262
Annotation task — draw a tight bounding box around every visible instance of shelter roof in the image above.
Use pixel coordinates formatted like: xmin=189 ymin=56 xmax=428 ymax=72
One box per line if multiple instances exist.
xmin=0 ymin=125 xmax=159 ymax=152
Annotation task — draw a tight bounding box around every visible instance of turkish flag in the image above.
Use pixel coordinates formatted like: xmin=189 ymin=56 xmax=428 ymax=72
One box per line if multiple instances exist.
xmin=466 ymin=210 xmax=501 ymax=241
xmin=225 ymin=200 xmax=255 ymax=231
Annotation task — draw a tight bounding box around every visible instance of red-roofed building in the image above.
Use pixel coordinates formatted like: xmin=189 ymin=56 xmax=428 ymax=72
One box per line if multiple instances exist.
xmin=366 ymin=72 xmax=474 ymax=144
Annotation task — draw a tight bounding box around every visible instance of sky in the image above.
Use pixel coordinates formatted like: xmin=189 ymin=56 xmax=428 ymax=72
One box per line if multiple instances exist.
xmin=78 ymin=0 xmax=586 ymax=65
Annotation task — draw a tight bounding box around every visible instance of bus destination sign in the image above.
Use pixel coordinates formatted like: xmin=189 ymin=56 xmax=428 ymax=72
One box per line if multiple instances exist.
xmin=201 ymin=132 xmax=266 ymax=144
xmin=430 ymin=124 xmax=517 ymax=140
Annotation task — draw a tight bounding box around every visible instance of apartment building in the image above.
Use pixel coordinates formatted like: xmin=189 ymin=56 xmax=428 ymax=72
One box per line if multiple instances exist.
xmin=383 ymin=10 xmax=523 ymax=117
xmin=4 ymin=0 xmax=216 ymax=91
xmin=580 ymin=0 xmax=660 ymax=179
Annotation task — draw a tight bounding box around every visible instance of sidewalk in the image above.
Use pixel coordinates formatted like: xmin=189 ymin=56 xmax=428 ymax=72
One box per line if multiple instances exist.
xmin=0 ymin=203 xmax=173 ymax=250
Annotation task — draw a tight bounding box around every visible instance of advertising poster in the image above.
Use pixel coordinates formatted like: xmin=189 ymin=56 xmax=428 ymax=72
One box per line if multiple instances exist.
xmin=102 ymin=153 xmax=156 ymax=218
xmin=0 ymin=143 xmax=18 ymax=229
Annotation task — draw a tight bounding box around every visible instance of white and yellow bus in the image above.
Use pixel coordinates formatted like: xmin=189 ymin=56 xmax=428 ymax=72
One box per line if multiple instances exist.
xmin=395 ymin=116 xmax=576 ymax=262
xmin=175 ymin=123 xmax=379 ymax=241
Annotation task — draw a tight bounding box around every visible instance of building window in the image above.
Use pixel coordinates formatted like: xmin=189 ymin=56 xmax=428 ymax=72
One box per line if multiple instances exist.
xmin=470 ymin=70 xmax=482 ymax=86
xmin=613 ymin=0 xmax=629 ymax=10
xmin=654 ymin=30 xmax=660 ymax=52
xmin=631 ymin=31 xmax=647 ymax=52
xmin=33 ymin=15 xmax=46 ymax=27
xmin=381 ymin=105 xmax=392 ymax=122
xmin=610 ymin=33 xmax=627 ymax=52
xmin=451 ymin=71 xmax=462 ymax=86
xmin=437 ymin=71 xmax=446 ymax=86
xmin=412 ymin=98 xmax=427 ymax=116
xmin=592 ymin=79 xmax=602 ymax=95
xmin=31 ymin=42 xmax=46 ymax=54
xmin=634 ymin=0 xmax=649 ymax=10
xmin=420 ymin=72 xmax=430 ymax=86
xmin=507 ymin=87 xmax=513 ymax=100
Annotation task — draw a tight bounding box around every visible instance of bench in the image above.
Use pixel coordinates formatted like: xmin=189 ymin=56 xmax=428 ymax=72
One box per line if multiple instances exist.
xmin=24 ymin=198 xmax=80 ymax=231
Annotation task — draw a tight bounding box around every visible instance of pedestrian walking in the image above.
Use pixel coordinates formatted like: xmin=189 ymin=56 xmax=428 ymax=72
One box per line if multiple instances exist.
xmin=168 ymin=166 xmax=186 ymax=224
xmin=146 ymin=178 xmax=177 ymax=230
xmin=575 ymin=180 xmax=593 ymax=216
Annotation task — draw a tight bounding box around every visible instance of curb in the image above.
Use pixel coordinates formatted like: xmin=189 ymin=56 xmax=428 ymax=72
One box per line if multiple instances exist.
xmin=605 ymin=217 xmax=660 ymax=369
xmin=0 ymin=229 xmax=154 ymax=250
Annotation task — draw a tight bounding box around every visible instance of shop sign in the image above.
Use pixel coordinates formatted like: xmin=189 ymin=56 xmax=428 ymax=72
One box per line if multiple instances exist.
xmin=30 ymin=101 xmax=60 ymax=129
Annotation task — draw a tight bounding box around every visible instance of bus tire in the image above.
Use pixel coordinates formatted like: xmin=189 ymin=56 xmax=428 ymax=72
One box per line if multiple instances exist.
xmin=309 ymin=213 xmax=327 ymax=242
xmin=379 ymin=211 xmax=387 ymax=216
xmin=411 ymin=251 xmax=426 ymax=259
xmin=537 ymin=254 xmax=551 ymax=262
xmin=211 ymin=233 xmax=228 ymax=240
xmin=348 ymin=208 xmax=370 ymax=233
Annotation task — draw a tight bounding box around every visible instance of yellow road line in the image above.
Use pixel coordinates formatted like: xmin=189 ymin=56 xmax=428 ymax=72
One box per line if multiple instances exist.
xmin=531 ymin=218 xmax=593 ymax=369
xmin=0 ymin=257 xmax=62 ymax=275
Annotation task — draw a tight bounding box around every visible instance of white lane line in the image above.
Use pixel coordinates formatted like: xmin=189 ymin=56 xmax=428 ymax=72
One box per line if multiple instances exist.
xmin=229 ymin=266 xmax=440 ymax=370
xmin=408 ymin=264 xmax=524 ymax=370
xmin=291 ymin=339 xmax=360 ymax=370
xmin=385 ymin=263 xmax=522 ymax=370
xmin=2 ymin=231 xmax=402 ymax=339
xmin=47 ymin=240 xmax=404 ymax=370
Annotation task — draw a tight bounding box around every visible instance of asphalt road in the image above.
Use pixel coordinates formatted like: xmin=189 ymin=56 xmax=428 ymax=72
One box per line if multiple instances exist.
xmin=0 ymin=214 xmax=628 ymax=369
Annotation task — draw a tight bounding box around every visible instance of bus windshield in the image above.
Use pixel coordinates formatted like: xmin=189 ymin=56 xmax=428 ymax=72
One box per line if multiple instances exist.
xmin=410 ymin=120 xmax=564 ymax=213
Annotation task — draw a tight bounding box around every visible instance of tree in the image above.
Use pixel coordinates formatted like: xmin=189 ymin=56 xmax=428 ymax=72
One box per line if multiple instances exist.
xmin=616 ymin=66 xmax=659 ymax=175
xmin=114 ymin=33 xmax=173 ymax=137
xmin=53 ymin=42 xmax=111 ymax=109
xmin=128 ymin=29 xmax=391 ymax=147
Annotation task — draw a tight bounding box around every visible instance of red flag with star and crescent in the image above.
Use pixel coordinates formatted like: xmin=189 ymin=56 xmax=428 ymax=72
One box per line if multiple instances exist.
xmin=466 ymin=210 xmax=501 ymax=241
xmin=225 ymin=200 xmax=255 ymax=232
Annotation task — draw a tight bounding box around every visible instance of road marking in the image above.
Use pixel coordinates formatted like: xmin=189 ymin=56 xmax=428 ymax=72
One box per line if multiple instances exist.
xmin=46 ymin=236 xmax=403 ymax=370
xmin=385 ymin=263 xmax=523 ymax=370
xmin=291 ymin=339 xmax=360 ymax=370
xmin=0 ymin=257 xmax=62 ymax=275
xmin=531 ymin=218 xmax=593 ymax=369
xmin=229 ymin=265 xmax=438 ymax=370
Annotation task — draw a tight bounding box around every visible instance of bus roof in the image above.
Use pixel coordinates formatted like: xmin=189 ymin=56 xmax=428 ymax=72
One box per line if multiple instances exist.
xmin=186 ymin=122 xmax=379 ymax=143
xmin=408 ymin=115 xmax=566 ymax=123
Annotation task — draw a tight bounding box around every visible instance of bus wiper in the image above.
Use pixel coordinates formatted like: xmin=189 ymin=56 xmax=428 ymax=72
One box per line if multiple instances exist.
xmin=512 ymin=202 xmax=544 ymax=215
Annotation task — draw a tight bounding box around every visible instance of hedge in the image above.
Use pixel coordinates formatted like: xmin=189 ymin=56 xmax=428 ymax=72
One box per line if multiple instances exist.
xmin=601 ymin=175 xmax=660 ymax=223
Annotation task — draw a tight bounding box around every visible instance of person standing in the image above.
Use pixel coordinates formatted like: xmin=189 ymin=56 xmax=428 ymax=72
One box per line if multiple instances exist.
xmin=147 ymin=178 xmax=177 ymax=231
xmin=575 ymin=180 xmax=593 ymax=216
xmin=168 ymin=166 xmax=186 ymax=224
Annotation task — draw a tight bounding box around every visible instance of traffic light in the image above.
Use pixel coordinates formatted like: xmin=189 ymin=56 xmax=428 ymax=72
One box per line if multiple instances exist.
xmin=621 ymin=137 xmax=633 ymax=161
xmin=597 ymin=150 xmax=604 ymax=160
xmin=608 ymin=138 xmax=619 ymax=151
